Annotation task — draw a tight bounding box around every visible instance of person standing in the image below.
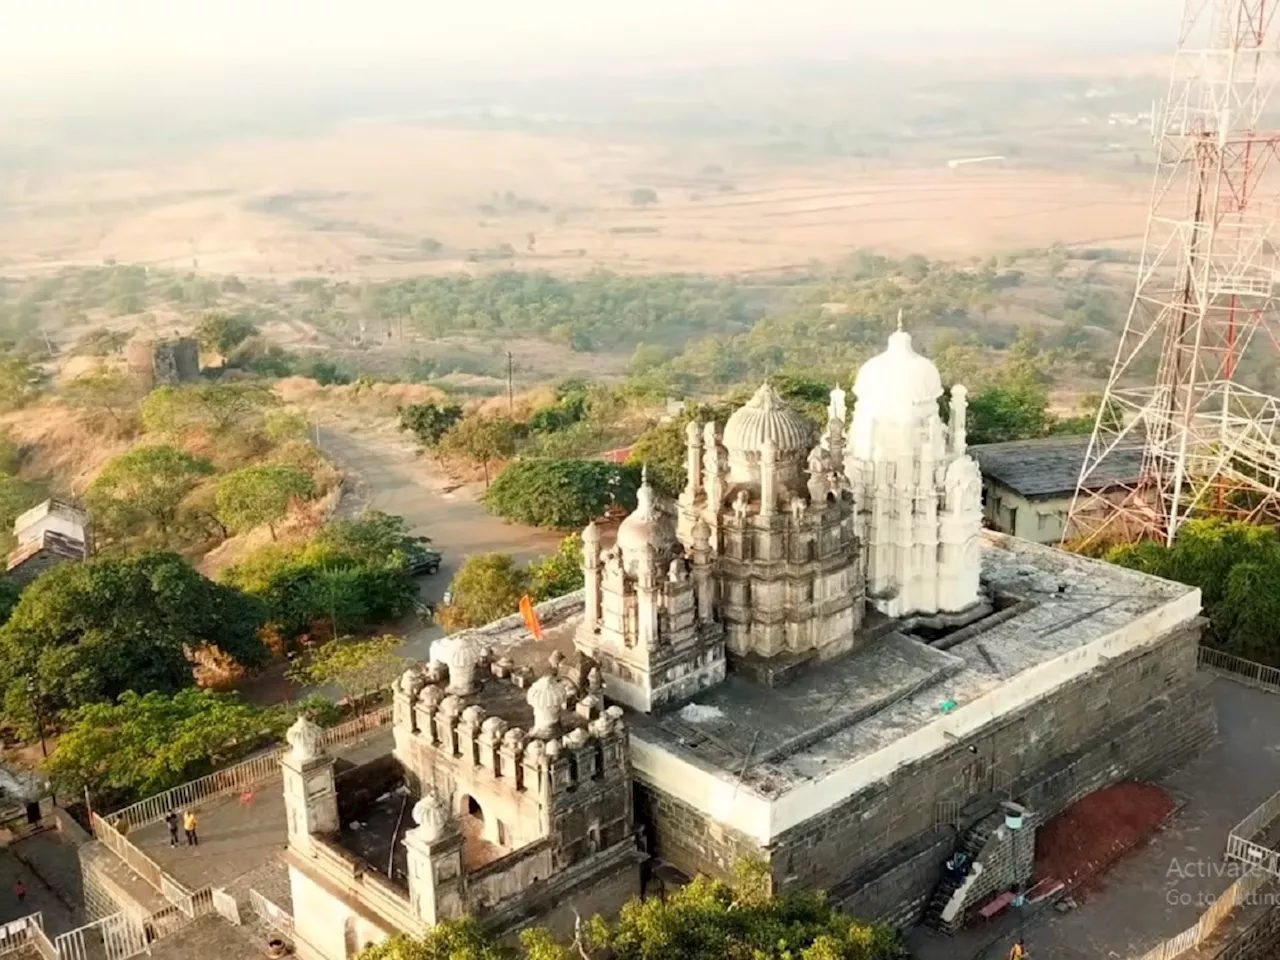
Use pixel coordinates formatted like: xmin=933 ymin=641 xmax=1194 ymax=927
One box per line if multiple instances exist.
xmin=183 ymin=810 xmax=198 ymax=847
xmin=14 ymin=880 xmax=25 ymax=906
xmin=1009 ymin=938 xmax=1026 ymax=960
xmin=165 ymin=810 xmax=180 ymax=847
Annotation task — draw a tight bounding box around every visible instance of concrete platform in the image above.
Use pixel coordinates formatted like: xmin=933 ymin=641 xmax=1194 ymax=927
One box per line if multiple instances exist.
xmin=127 ymin=731 xmax=392 ymax=897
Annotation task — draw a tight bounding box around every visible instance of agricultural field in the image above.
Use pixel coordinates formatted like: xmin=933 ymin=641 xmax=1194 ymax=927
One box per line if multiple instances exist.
xmin=0 ymin=125 xmax=1153 ymax=281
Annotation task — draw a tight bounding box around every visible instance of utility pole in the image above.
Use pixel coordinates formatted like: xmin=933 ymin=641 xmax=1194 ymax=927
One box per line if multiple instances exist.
xmin=507 ymin=351 xmax=514 ymax=415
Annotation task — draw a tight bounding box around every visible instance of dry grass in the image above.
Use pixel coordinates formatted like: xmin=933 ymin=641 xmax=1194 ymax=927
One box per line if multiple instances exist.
xmin=197 ymin=476 xmax=341 ymax=578
xmin=0 ymin=401 xmax=132 ymax=496
xmin=0 ymin=125 xmax=1152 ymax=280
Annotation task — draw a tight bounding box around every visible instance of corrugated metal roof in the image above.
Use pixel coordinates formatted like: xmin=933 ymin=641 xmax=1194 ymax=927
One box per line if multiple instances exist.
xmin=971 ymin=435 xmax=1144 ymax=500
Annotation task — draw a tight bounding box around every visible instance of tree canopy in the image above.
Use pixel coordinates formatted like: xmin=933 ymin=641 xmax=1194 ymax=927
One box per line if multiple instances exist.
xmin=438 ymin=553 xmax=528 ymax=632
xmin=437 ymin=417 xmax=520 ymax=485
xmin=45 ymin=688 xmax=282 ymax=800
xmin=357 ymin=860 xmax=904 ymax=960
xmin=1105 ymin=519 xmax=1280 ymax=663
xmin=61 ymin=370 xmax=142 ymax=431
xmin=221 ymin=512 xmax=419 ymax=640
xmin=528 ymin=534 xmax=585 ymax=601
xmin=0 ymin=552 xmax=267 ymax=722
xmin=483 ymin=459 xmax=641 ymax=529
xmin=194 ymin=312 xmax=258 ymax=357
xmin=399 ymin=402 xmax=463 ymax=447
xmin=141 ymin=383 xmax=275 ymax=437
xmin=86 ymin=445 xmax=214 ymax=541
xmin=287 ymin=634 xmax=404 ymax=708
xmin=215 ymin=464 xmax=315 ymax=538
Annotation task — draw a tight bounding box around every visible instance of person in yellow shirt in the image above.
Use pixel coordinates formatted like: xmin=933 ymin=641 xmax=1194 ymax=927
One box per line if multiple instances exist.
xmin=183 ymin=810 xmax=199 ymax=847
xmin=1009 ymin=938 xmax=1026 ymax=960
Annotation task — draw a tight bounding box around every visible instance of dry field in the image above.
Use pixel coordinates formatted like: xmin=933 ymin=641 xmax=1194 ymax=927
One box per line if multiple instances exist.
xmin=0 ymin=125 xmax=1153 ymax=279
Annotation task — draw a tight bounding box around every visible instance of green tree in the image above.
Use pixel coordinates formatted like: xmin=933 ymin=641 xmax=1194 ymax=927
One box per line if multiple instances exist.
xmin=438 ymin=553 xmax=528 ymax=632
xmin=399 ymin=402 xmax=463 ymax=447
xmin=45 ymin=688 xmax=280 ymax=800
xmin=195 ymin=312 xmax=258 ymax=356
xmin=1105 ymin=519 xmax=1280 ymax=663
xmin=437 ymin=417 xmax=520 ymax=486
xmin=222 ymin=515 xmax=418 ymax=639
xmin=528 ymin=534 xmax=585 ymax=601
xmin=306 ymin=360 xmax=351 ymax=386
xmin=87 ymin=445 xmax=214 ymax=540
xmin=287 ymin=634 xmax=404 ymax=708
xmin=357 ymin=919 xmax=509 ymax=960
xmin=141 ymin=383 xmax=275 ymax=436
xmin=315 ymin=511 xmax=423 ymax=566
xmin=61 ymin=370 xmax=142 ymax=430
xmin=357 ymin=860 xmax=905 ymax=960
xmin=0 ymin=552 xmax=267 ymax=721
xmin=483 ymin=459 xmax=641 ymax=529
xmin=215 ymin=464 xmax=315 ymax=539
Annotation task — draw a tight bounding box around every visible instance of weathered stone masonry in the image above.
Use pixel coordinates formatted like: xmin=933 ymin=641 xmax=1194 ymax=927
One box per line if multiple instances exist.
xmin=634 ymin=616 xmax=1215 ymax=926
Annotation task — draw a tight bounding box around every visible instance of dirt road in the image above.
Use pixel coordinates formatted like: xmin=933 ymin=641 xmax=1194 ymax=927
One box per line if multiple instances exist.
xmin=314 ymin=423 xmax=563 ymax=660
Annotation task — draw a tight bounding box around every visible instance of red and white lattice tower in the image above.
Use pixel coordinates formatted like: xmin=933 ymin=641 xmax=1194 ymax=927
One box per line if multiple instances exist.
xmin=1064 ymin=0 xmax=1280 ymax=549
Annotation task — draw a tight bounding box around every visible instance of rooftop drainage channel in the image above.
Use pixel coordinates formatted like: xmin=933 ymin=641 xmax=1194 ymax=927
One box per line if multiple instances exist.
xmin=925 ymin=599 xmax=1039 ymax=652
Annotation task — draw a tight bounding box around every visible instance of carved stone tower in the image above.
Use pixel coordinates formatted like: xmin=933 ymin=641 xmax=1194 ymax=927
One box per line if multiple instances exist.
xmin=843 ymin=322 xmax=983 ymax=617
xmin=576 ymin=470 xmax=726 ymax=713
xmin=402 ymin=789 xmax=467 ymax=927
xmin=677 ymin=383 xmax=864 ymax=670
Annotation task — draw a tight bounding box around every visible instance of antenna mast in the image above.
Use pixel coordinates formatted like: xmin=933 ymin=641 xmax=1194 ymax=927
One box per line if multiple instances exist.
xmin=1065 ymin=0 xmax=1280 ymax=549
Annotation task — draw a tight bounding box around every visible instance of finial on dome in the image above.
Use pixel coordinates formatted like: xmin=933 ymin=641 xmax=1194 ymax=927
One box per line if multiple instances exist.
xmin=896 ymin=308 xmax=904 ymax=333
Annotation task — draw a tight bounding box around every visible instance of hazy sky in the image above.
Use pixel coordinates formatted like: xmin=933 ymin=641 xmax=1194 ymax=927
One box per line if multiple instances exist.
xmin=1 ymin=0 xmax=1182 ymax=80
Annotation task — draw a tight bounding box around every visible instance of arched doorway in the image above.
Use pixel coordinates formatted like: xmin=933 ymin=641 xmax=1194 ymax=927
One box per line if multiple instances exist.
xmin=464 ymin=795 xmax=483 ymax=820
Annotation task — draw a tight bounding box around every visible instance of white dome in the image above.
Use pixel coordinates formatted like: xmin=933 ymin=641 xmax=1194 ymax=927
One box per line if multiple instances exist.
xmin=853 ymin=330 xmax=943 ymax=411
xmin=722 ymin=383 xmax=814 ymax=459
xmin=616 ymin=471 xmax=677 ymax=562
xmin=526 ymin=674 xmax=567 ymax=711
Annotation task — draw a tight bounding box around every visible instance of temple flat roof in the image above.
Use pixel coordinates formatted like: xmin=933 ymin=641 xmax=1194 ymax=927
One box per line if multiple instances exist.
xmin=431 ymin=534 xmax=1199 ymax=846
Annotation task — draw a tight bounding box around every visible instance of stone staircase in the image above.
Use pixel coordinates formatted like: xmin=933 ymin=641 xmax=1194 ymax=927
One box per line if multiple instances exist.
xmin=922 ymin=802 xmax=1036 ymax=935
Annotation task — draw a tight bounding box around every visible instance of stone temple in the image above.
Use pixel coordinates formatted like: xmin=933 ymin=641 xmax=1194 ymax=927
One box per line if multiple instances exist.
xmin=280 ymin=329 xmax=1214 ymax=958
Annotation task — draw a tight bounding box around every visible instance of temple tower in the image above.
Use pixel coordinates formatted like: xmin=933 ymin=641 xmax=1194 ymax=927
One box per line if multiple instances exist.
xmin=677 ymin=383 xmax=863 ymax=667
xmin=575 ymin=470 xmax=726 ymax=713
xmin=843 ymin=322 xmax=982 ymax=617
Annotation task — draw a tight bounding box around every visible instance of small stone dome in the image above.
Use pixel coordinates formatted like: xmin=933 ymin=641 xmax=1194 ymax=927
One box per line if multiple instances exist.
xmin=431 ymin=634 xmax=480 ymax=695
xmin=616 ymin=470 xmax=677 ymax=565
xmin=411 ymin=790 xmax=452 ymax=842
xmin=431 ymin=634 xmax=479 ymax=673
xmin=853 ymin=328 xmax=943 ymax=412
xmin=722 ymin=383 xmax=814 ymax=461
xmin=526 ymin=674 xmax=567 ymax=711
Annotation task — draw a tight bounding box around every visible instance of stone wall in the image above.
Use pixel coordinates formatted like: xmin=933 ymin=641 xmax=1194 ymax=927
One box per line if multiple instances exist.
xmin=1209 ymin=902 xmax=1280 ymax=960
xmin=488 ymin=843 xmax=640 ymax=941
xmin=831 ymin=828 xmax=954 ymax=928
xmin=637 ymin=617 xmax=1215 ymax=927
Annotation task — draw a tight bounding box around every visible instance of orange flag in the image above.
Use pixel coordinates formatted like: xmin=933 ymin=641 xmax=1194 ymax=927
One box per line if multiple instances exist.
xmin=519 ymin=594 xmax=544 ymax=641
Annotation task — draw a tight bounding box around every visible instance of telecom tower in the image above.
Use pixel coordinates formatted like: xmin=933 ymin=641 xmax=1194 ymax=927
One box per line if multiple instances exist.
xmin=1064 ymin=0 xmax=1280 ymax=549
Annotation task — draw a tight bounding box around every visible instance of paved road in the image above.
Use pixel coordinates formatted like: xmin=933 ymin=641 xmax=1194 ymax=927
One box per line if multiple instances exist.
xmin=314 ymin=424 xmax=562 ymax=661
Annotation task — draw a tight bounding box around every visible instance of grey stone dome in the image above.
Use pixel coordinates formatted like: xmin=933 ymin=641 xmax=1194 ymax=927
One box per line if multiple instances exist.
xmin=722 ymin=383 xmax=814 ymax=483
